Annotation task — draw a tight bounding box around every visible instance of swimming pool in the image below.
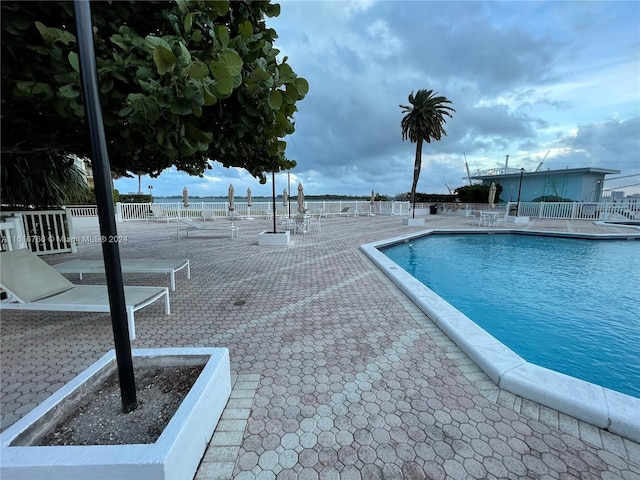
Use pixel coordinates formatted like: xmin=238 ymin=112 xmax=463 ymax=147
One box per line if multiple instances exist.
xmin=380 ymin=233 xmax=640 ymax=398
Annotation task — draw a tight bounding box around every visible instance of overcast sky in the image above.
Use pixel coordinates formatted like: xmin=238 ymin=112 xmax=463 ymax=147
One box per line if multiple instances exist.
xmin=115 ymin=0 xmax=640 ymax=198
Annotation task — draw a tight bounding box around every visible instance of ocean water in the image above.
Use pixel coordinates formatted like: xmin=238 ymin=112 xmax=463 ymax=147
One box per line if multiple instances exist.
xmin=381 ymin=233 xmax=640 ymax=398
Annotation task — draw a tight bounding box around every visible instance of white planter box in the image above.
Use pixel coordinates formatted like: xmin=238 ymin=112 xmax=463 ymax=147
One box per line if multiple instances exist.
xmin=507 ymin=216 xmax=530 ymax=224
xmin=402 ymin=218 xmax=425 ymax=226
xmin=0 ymin=348 xmax=231 ymax=480
xmin=258 ymin=230 xmax=290 ymax=245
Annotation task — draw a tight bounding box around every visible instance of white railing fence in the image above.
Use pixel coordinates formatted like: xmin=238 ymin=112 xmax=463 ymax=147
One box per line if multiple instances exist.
xmin=67 ymin=205 xmax=98 ymax=217
xmin=433 ymin=200 xmax=640 ymax=221
xmin=107 ymin=201 xmax=413 ymax=221
xmin=0 ymin=209 xmax=77 ymax=255
xmin=63 ymin=199 xmax=640 ymax=222
xmin=508 ymin=200 xmax=640 ymax=221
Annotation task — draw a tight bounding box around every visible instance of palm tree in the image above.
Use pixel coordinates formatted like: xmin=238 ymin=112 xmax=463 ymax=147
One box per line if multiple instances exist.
xmin=400 ymin=89 xmax=455 ymax=217
xmin=1 ymin=154 xmax=91 ymax=208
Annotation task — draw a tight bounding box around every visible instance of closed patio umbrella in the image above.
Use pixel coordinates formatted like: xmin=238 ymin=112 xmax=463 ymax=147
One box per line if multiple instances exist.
xmin=228 ymin=184 xmax=235 ymax=213
xmin=246 ymin=188 xmax=253 ymax=219
xmin=370 ymin=189 xmax=375 ymax=215
xmin=488 ymin=182 xmax=496 ymax=209
xmin=182 ymin=187 xmax=189 ymax=208
xmin=297 ymin=183 xmax=306 ymax=213
xmin=283 ymin=188 xmax=288 ymax=207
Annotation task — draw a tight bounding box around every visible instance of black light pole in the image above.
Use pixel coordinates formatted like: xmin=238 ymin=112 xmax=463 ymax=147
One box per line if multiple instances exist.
xmin=516 ymin=167 xmax=525 ymax=217
xmin=288 ymin=171 xmax=291 ymax=219
xmin=75 ymin=0 xmax=137 ymax=412
xmin=272 ymin=171 xmax=277 ymax=233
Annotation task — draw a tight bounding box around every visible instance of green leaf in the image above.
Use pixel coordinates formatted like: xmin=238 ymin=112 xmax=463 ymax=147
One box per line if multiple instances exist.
xmin=295 ymin=78 xmax=309 ymax=97
xmin=58 ymin=85 xmax=80 ymax=98
xmin=68 ymin=52 xmax=79 ymax=73
xmin=147 ymin=103 xmax=161 ymax=122
xmin=180 ymin=138 xmax=198 ymax=156
xmin=35 ymin=21 xmax=76 ymax=46
xmin=100 ymin=77 xmax=114 ymax=94
xmin=210 ymin=0 xmax=229 ymax=17
xmin=178 ymin=42 xmax=191 ymax=62
xmin=135 ymin=67 xmax=156 ymax=80
xmin=215 ymin=76 xmax=234 ymax=95
xmin=202 ymin=84 xmax=218 ymax=105
xmin=127 ymin=93 xmax=147 ymax=110
xmin=250 ymin=67 xmax=271 ymax=82
xmin=278 ymin=63 xmax=295 ymax=83
xmin=215 ymin=25 xmax=229 ymax=48
xmin=219 ymin=49 xmax=243 ymax=76
xmin=145 ymin=35 xmax=172 ymax=51
xmin=265 ymin=3 xmax=281 ymax=17
xmin=269 ymin=90 xmax=282 ymax=110
xmin=138 ymin=80 xmax=153 ymax=93
xmin=14 ymin=81 xmax=53 ymax=98
xmin=169 ymin=99 xmax=194 ymax=115
xmin=110 ymin=34 xmax=130 ymax=52
xmin=118 ymin=106 xmax=134 ymax=117
xmin=284 ymin=83 xmax=298 ymax=104
xmin=209 ymin=50 xmax=243 ymax=88
xmin=153 ymin=45 xmax=177 ymax=75
xmin=191 ymin=29 xmax=203 ymax=43
xmin=183 ymin=12 xmax=193 ymax=33
xmin=185 ymin=123 xmax=213 ymax=143
xmin=239 ymin=20 xmax=253 ymax=39
xmin=184 ymin=60 xmax=209 ymax=79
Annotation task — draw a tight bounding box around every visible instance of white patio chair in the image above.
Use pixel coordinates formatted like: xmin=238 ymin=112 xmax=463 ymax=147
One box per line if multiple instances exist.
xmin=0 ymin=249 xmax=170 ymax=340
xmin=472 ymin=210 xmax=485 ymax=226
xmin=308 ymin=213 xmax=322 ymax=233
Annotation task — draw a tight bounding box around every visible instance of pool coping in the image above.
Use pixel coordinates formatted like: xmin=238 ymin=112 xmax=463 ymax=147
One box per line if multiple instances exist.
xmin=360 ymin=228 xmax=640 ymax=443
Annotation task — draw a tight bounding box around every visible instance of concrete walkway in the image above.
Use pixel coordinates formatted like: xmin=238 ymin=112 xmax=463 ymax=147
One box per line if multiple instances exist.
xmin=1 ymin=214 xmax=639 ymax=479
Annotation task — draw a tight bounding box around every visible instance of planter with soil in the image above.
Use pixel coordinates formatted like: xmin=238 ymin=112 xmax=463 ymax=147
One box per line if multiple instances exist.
xmin=0 ymin=347 xmax=231 ymax=480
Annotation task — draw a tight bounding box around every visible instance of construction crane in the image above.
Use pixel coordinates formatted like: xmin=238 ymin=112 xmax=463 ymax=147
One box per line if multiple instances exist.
xmin=535 ymin=150 xmax=551 ymax=172
xmin=464 ymin=153 xmax=472 ymax=185
xmin=443 ymin=177 xmax=453 ymax=195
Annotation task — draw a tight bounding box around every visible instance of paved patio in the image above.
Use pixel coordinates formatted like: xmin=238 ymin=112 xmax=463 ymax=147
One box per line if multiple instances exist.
xmin=1 ymin=214 xmax=639 ymax=479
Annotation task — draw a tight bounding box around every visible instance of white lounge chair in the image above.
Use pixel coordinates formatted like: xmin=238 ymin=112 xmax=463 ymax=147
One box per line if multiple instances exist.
xmin=177 ymin=218 xmax=239 ymax=239
xmin=148 ymin=205 xmax=171 ymax=222
xmin=52 ymin=259 xmax=190 ymax=291
xmin=0 ymin=250 xmax=170 ymax=340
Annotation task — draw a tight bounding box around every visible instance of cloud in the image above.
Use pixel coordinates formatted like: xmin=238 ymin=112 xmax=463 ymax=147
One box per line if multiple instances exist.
xmin=115 ymin=1 xmax=640 ymax=197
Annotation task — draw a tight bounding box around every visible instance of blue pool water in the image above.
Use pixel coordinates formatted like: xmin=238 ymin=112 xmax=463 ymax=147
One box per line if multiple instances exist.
xmin=381 ymin=233 xmax=640 ymax=398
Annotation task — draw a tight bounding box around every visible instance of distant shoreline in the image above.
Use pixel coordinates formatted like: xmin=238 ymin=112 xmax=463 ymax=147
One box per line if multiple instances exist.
xmin=152 ymin=195 xmax=371 ymax=203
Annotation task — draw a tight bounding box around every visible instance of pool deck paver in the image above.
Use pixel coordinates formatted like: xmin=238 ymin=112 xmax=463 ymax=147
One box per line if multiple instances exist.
xmin=1 ymin=214 xmax=639 ymax=478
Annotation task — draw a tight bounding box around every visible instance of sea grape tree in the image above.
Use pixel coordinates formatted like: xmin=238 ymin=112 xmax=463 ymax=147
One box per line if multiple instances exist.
xmin=1 ymin=0 xmax=308 ymax=204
